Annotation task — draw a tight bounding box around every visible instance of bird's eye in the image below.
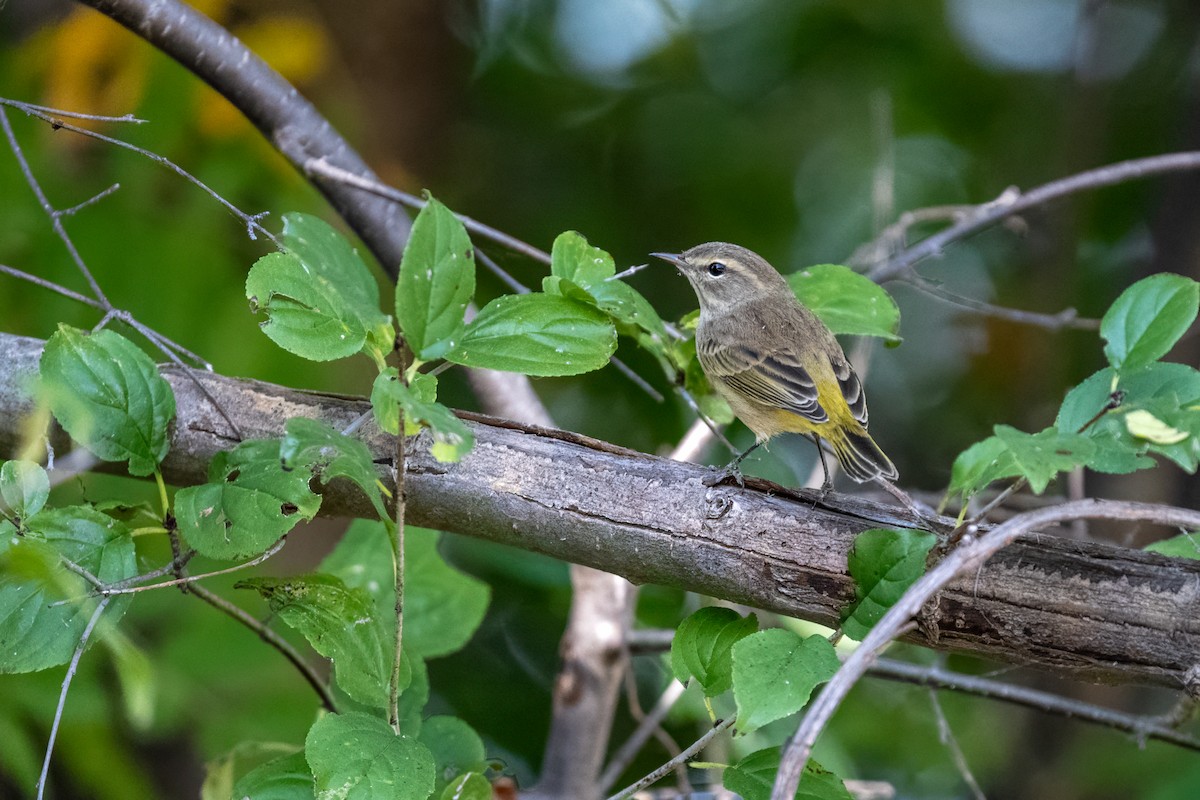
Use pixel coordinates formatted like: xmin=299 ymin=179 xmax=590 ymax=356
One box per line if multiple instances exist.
xmin=707 ymin=261 xmax=727 ymax=277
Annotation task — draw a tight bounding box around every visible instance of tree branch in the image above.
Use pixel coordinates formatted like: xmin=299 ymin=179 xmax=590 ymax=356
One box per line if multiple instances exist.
xmin=75 ymin=0 xmax=411 ymax=272
xmin=4 ymin=331 xmax=1200 ymax=690
xmin=868 ymin=152 xmax=1200 ymax=282
xmin=773 ymin=499 xmax=1200 ymax=799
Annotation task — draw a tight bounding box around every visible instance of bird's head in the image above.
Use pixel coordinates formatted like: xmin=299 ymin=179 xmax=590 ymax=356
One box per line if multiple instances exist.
xmin=652 ymin=242 xmax=787 ymax=312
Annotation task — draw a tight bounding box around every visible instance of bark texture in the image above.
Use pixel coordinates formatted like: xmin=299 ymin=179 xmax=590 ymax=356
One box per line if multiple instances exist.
xmin=4 ymin=331 xmax=1200 ymax=688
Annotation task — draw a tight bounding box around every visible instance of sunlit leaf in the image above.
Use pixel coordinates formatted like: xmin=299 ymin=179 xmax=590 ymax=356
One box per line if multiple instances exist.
xmin=305 ymin=712 xmax=434 ymax=800
xmin=40 ymin=325 xmax=175 ymax=477
xmin=395 ymin=196 xmax=475 ymax=360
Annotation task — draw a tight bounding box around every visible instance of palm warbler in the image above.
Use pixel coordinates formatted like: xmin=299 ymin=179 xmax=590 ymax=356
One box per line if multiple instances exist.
xmin=654 ymin=242 xmax=897 ymax=489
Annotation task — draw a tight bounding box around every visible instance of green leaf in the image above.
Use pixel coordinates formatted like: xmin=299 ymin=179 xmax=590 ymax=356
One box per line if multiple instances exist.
xmin=371 ymin=368 xmax=474 ymax=463
xmin=447 ymin=293 xmax=617 ymax=376
xmin=551 ymin=230 xmax=616 ymax=285
xmin=39 ymin=325 xmax=176 ymax=476
xmin=254 ymin=213 xmax=390 ymax=363
xmin=1145 ymin=532 xmax=1200 ymax=560
xmin=321 ymin=521 xmax=488 ymax=660
xmin=947 ymin=435 xmax=1020 ymax=500
xmin=248 ymin=215 xmax=392 ymax=363
xmin=1102 ymin=273 xmax=1199 ymax=372
xmin=232 ymin=751 xmax=314 ymax=800
xmin=281 ymin=213 xmax=386 ymax=324
xmin=237 ymin=574 xmax=391 ymax=708
xmin=281 ymin=417 xmax=387 ymax=520
xmin=176 ymin=439 xmax=321 ymax=560
xmin=0 ymin=507 xmax=136 ymax=673
xmin=1056 ymin=366 xmax=1172 ymax=473
xmin=787 ymin=264 xmax=901 ymax=342
xmin=395 ymin=196 xmax=476 ymax=360
xmin=439 ymin=773 xmax=491 ymax=800
xmin=843 ymin=528 xmax=936 ymax=641
xmin=246 ymin=252 xmax=365 ymax=361
xmin=670 ymin=607 xmax=758 ymax=697
xmin=418 ymin=716 xmax=487 ymax=792
xmin=731 ymin=630 xmax=839 ymax=734
xmin=993 ymin=425 xmax=1095 ymax=493
xmin=547 ymin=232 xmax=683 ymax=375
xmin=305 ymin=711 xmax=434 ymax=800
xmin=1 ymin=460 xmax=49 ymax=520
xmin=724 ymin=748 xmax=853 ymax=800
xmin=405 ymin=527 xmax=490 ymax=658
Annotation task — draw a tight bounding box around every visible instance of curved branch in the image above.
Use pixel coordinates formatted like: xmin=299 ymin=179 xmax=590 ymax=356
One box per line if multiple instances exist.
xmin=869 ymin=152 xmax=1200 ymax=282
xmin=772 ymin=499 xmax=1200 ymax=799
xmin=75 ymin=0 xmax=411 ymax=271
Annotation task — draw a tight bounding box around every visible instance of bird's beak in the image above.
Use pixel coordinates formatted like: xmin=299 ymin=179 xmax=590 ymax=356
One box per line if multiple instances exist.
xmin=651 ymin=251 xmax=687 ymax=268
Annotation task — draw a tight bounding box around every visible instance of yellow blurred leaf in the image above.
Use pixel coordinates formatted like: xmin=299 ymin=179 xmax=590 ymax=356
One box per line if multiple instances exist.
xmin=1125 ymin=409 xmax=1188 ymax=445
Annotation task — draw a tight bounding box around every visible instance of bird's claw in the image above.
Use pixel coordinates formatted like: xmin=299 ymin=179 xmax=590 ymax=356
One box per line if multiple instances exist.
xmin=703 ymin=463 xmax=745 ymax=488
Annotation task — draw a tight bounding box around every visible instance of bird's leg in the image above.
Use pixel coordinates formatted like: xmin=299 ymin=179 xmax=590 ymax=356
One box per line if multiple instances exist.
xmin=704 ymin=441 xmax=763 ymax=487
xmin=808 ymin=434 xmax=833 ymax=496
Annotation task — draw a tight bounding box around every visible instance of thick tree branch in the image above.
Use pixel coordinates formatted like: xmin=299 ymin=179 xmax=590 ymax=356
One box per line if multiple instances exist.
xmin=75 ymin=0 xmax=412 ymax=271
xmin=4 ymin=332 xmax=1200 ymax=688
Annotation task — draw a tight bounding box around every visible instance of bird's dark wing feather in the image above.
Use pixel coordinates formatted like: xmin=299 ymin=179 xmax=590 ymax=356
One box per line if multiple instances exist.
xmin=698 ymin=339 xmax=828 ymax=424
xmin=830 ymin=356 xmax=868 ymax=426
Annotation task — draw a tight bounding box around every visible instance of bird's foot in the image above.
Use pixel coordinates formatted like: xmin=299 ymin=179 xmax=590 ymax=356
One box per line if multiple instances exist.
xmin=703 ymin=462 xmax=745 ymax=488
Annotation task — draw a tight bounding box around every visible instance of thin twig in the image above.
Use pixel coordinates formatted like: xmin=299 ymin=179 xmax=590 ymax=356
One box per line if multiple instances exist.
xmin=189 ymin=582 xmax=337 ymax=713
xmin=37 ymin=596 xmax=111 ymax=800
xmin=60 ymin=183 xmax=122 ymax=218
xmin=0 ymin=106 xmax=111 ymax=305
xmin=475 ymin=247 xmax=531 ymax=294
xmin=904 ymin=274 xmax=1100 ymax=332
xmin=599 ymin=679 xmax=687 ymax=791
xmin=10 ymin=101 xmax=146 ymax=124
xmin=870 ymin=152 xmax=1200 ymax=282
xmin=389 ymin=356 xmax=409 ymax=733
xmin=90 ymin=538 xmax=287 ymax=596
xmin=771 ymin=499 xmax=1200 ymax=800
xmin=305 ymin=157 xmax=551 ymax=265
xmin=606 ymin=717 xmax=736 ymax=800
xmin=870 ymin=657 xmax=1200 ymax=752
xmin=928 ymin=687 xmax=987 ymax=800
xmin=1 ymin=97 xmax=278 ymax=245
xmin=0 ymin=264 xmax=106 ymax=309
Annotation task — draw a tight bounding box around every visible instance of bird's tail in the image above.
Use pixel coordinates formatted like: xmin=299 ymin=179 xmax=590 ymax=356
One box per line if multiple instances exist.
xmin=830 ymin=426 xmax=898 ymax=483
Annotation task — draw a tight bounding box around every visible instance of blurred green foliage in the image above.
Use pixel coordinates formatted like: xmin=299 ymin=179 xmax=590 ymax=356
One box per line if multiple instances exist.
xmin=3 ymin=0 xmax=1199 ymax=798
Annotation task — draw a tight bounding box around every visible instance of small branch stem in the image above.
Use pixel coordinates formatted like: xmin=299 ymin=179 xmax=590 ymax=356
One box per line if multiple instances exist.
xmin=771 ymin=499 xmax=1200 ymax=800
xmin=37 ymin=597 xmax=111 ymax=800
xmin=605 ymin=717 xmax=735 ymax=800
xmin=189 ymin=582 xmax=337 ymax=713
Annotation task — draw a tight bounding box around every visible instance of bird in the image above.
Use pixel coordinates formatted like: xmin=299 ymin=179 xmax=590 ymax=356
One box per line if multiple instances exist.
xmin=653 ymin=242 xmax=897 ymax=491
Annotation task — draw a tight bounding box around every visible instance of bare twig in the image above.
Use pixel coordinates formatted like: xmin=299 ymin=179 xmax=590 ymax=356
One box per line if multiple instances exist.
xmin=606 ymin=717 xmax=736 ymax=800
xmin=37 ymin=596 xmax=111 ymax=800
xmin=305 ymin=157 xmax=548 ymax=266
xmin=189 ymin=582 xmax=337 ymax=713
xmin=1 ymin=105 xmax=111 ymax=305
xmin=772 ymin=499 xmax=1200 ymax=800
xmin=869 ymin=152 xmax=1200 ymax=282
xmin=870 ymin=657 xmax=1200 ymax=752
xmin=599 ymin=679 xmax=688 ymax=791
xmin=904 ymin=274 xmax=1100 ymax=332
xmin=71 ymin=0 xmax=412 ymax=270
xmin=1 ymin=98 xmax=277 ymax=247
xmin=389 ymin=360 xmax=408 ymax=733
xmin=77 ymin=538 xmax=287 ymax=597
xmin=928 ymin=687 xmax=987 ymax=800
xmin=8 ymin=101 xmax=145 ymax=124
